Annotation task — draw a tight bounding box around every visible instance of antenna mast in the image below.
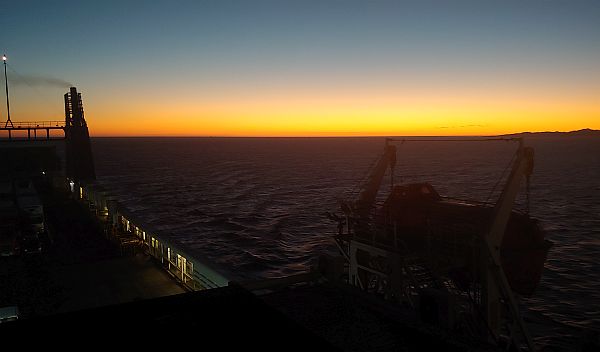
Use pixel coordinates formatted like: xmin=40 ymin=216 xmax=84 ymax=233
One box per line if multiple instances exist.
xmin=3 ymin=54 xmax=13 ymax=128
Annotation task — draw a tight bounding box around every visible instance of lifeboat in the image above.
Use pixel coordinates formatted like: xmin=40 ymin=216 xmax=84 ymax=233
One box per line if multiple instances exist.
xmin=376 ymin=182 xmax=551 ymax=296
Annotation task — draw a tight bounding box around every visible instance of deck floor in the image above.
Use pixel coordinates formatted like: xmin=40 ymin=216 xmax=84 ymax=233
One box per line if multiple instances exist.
xmin=0 ymin=188 xmax=184 ymax=318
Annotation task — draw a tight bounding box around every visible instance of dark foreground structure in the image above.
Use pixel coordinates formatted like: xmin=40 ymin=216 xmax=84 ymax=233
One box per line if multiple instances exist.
xmin=0 ymin=280 xmax=497 ymax=351
xmin=0 ymin=285 xmax=334 ymax=349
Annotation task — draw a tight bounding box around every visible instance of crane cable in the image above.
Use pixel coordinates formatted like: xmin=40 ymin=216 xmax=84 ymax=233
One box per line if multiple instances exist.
xmin=484 ymin=148 xmax=518 ymax=205
xmin=394 ymin=139 xmax=405 ymax=186
xmin=526 ymin=175 xmax=531 ymax=214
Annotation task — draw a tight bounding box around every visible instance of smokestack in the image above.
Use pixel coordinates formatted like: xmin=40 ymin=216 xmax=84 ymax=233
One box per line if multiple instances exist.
xmin=64 ymin=86 xmax=95 ymax=182
xmin=64 ymin=86 xmax=86 ymax=127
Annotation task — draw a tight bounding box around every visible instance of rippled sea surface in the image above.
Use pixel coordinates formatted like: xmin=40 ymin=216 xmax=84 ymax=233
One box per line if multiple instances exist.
xmin=92 ymin=136 xmax=600 ymax=344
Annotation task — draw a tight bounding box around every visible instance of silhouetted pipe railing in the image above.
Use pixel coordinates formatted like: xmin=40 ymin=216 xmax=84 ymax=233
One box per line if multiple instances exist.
xmin=1 ymin=120 xmax=65 ymax=129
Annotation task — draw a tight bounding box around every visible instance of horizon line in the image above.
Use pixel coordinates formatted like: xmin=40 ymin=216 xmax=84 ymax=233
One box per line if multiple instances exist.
xmin=88 ymin=128 xmax=597 ymax=138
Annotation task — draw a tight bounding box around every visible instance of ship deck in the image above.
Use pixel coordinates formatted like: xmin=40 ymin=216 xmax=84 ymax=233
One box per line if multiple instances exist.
xmin=0 ymin=188 xmax=185 ymax=318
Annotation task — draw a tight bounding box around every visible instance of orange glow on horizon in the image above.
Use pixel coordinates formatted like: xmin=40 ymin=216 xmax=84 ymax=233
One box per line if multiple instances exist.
xmin=87 ymin=100 xmax=598 ymax=137
xmin=7 ymin=85 xmax=599 ymax=137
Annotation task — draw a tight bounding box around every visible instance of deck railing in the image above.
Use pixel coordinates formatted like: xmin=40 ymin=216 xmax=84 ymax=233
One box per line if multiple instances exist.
xmin=77 ymin=181 xmax=232 ymax=291
xmin=4 ymin=121 xmax=65 ymax=129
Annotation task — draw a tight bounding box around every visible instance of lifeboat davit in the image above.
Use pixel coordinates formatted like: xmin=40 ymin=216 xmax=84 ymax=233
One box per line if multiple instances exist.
xmin=377 ymin=182 xmax=551 ymax=296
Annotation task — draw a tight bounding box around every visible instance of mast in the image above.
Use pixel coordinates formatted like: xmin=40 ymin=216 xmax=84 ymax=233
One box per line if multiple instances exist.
xmin=2 ymin=54 xmax=13 ymax=128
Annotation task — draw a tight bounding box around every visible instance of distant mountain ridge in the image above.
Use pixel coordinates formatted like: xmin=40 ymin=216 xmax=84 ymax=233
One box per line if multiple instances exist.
xmin=499 ymin=128 xmax=600 ymax=137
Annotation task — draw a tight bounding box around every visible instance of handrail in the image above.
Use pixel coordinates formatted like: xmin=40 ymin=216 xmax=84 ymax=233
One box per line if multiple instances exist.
xmin=4 ymin=120 xmax=65 ymax=128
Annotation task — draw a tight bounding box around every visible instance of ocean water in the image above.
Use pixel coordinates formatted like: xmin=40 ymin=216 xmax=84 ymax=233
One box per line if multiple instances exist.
xmin=91 ymin=136 xmax=600 ymax=342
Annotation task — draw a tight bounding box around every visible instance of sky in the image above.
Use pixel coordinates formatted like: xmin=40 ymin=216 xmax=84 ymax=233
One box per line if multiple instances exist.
xmin=1 ymin=0 xmax=599 ymax=136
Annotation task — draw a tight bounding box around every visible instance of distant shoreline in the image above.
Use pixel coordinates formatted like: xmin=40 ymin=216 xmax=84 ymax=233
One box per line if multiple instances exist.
xmin=498 ymin=128 xmax=600 ymax=138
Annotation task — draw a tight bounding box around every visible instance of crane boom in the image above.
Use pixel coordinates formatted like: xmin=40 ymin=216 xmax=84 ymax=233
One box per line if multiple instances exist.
xmin=354 ymin=140 xmax=396 ymax=219
xmin=483 ymin=140 xmax=536 ymax=351
xmin=487 ymin=142 xmax=534 ymax=253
